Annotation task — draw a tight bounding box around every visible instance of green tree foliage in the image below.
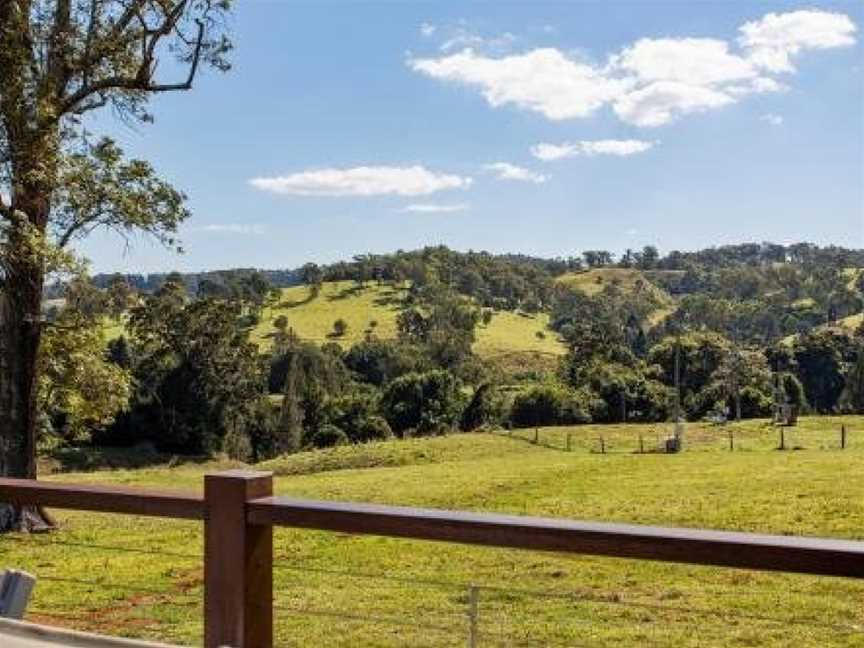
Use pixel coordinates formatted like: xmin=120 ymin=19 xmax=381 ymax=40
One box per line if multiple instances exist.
xmin=343 ymin=338 xmax=425 ymax=386
xmin=311 ymin=424 xmax=349 ymax=449
xmin=323 ymin=389 xmax=392 ymax=443
xmin=839 ymin=346 xmax=864 ymax=414
xmin=397 ymin=285 xmax=480 ymax=370
xmin=647 ymin=333 xmax=731 ymax=411
xmin=104 ymin=280 xmax=266 ymax=454
xmin=0 ymin=0 xmax=231 ymax=525
xmin=38 ymin=303 xmax=131 ymax=447
xmin=582 ymin=364 xmax=672 ymax=423
xmin=277 ymin=355 xmax=305 ymax=454
xmin=332 ymin=318 xmax=349 ymax=337
xmin=792 ymin=330 xmax=851 ymax=413
xmin=381 ymin=370 xmax=465 ymax=436
xmin=460 ymin=384 xmax=507 ymax=431
xmin=510 ymin=384 xmax=594 ymax=428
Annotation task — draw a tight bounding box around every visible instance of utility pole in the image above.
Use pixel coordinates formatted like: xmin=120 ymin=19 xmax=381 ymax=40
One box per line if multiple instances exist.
xmin=674 ymin=334 xmax=681 ymax=423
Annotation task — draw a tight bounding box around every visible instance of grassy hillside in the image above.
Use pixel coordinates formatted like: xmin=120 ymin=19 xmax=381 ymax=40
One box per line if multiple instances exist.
xmin=4 ymin=416 xmax=864 ymax=646
xmin=555 ymin=268 xmax=677 ymax=326
xmin=252 ymin=280 xmax=567 ymax=364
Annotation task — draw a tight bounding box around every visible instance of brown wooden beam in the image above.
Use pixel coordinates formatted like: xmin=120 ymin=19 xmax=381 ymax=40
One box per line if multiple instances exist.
xmin=204 ymin=470 xmax=273 ymax=648
xmin=247 ymin=497 xmax=864 ymax=579
xmin=0 ymin=478 xmax=204 ymax=520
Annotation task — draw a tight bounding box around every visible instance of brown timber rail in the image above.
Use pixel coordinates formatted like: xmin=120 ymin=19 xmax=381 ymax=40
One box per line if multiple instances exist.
xmin=1 ymin=470 xmax=863 ymax=648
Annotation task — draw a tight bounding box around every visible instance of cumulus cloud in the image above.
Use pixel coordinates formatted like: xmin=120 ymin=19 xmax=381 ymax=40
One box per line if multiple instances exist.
xmin=420 ymin=22 xmax=436 ymax=37
xmin=409 ymin=48 xmax=631 ymax=120
xmin=410 ymin=9 xmax=856 ymax=127
xmin=250 ymin=166 xmax=473 ymax=197
xmin=531 ymin=139 xmax=657 ymax=160
xmin=484 ymin=162 xmax=548 ymax=183
xmin=739 ymin=10 xmax=857 ymax=73
xmin=402 ymin=203 xmax=469 ymax=213
xmin=611 ymin=38 xmax=758 ymax=86
xmin=761 ymin=113 xmax=784 ymax=126
xmin=613 ymin=81 xmax=735 ymax=127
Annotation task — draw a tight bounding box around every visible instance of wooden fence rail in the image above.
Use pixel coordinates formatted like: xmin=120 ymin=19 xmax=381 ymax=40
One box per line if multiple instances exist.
xmin=1 ymin=472 xmax=863 ymax=648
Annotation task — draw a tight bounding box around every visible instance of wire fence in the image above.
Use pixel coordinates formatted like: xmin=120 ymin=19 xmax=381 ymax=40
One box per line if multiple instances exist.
xmin=501 ymin=422 xmax=857 ymax=455
xmin=3 ymin=530 xmax=864 ymax=646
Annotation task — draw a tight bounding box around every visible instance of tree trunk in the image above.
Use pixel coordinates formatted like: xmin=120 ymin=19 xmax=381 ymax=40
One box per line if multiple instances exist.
xmin=0 ymin=178 xmax=57 ymax=531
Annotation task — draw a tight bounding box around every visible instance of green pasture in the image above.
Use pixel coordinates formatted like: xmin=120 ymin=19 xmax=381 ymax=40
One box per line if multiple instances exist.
xmin=2 ymin=416 xmax=864 ymax=646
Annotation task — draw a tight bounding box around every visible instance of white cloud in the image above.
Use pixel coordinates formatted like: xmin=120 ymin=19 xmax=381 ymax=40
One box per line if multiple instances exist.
xmin=613 ymin=81 xmax=735 ymax=127
xmin=410 ymin=10 xmax=856 ymax=127
xmin=195 ymin=224 xmax=266 ymax=235
xmin=249 ymin=166 xmax=473 ymax=197
xmin=611 ymin=38 xmax=758 ymax=86
xmin=440 ymin=29 xmax=516 ymax=54
xmin=420 ymin=22 xmax=436 ymax=37
xmin=739 ymin=10 xmax=857 ymax=73
xmin=531 ymin=139 xmax=657 ymax=160
xmin=409 ymin=48 xmax=631 ymax=120
xmin=484 ymin=162 xmax=548 ymax=183
xmin=761 ymin=113 xmax=784 ymax=126
xmin=402 ymin=203 xmax=469 ymax=213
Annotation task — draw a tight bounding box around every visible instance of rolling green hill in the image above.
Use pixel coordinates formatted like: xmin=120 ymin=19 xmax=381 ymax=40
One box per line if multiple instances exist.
xmin=5 ymin=416 xmax=864 ymax=646
xmin=555 ymin=268 xmax=678 ymax=325
xmin=252 ymin=280 xmax=567 ymax=365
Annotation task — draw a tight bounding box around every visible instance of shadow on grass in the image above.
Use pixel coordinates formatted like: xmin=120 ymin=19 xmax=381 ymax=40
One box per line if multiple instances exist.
xmin=41 ymin=444 xmax=213 ymax=474
xmin=326 ymin=284 xmax=367 ymax=301
xmin=278 ymin=291 xmax=318 ymax=309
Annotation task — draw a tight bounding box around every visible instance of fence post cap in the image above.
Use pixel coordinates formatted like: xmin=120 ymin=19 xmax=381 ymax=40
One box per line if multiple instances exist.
xmin=204 ymin=469 xmax=273 ymax=481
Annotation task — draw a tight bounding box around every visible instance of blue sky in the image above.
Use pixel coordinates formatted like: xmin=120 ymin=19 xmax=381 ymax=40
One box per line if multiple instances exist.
xmin=80 ymin=1 xmax=864 ymax=274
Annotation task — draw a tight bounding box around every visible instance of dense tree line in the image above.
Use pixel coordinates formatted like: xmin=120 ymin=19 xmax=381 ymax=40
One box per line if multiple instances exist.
xmin=31 ymin=241 xmax=864 ymax=464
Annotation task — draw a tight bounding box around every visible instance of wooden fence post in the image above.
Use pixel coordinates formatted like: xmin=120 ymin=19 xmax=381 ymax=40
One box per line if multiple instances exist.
xmin=205 ymin=470 xmax=274 ymax=648
xmin=779 ymin=428 xmax=786 ymax=451
xmin=639 ymin=435 xmax=644 ymax=454
xmin=841 ymin=425 xmax=847 ymax=450
xmin=566 ymin=433 xmax=572 ymax=453
xmin=534 ymin=428 xmax=539 ymax=444
xmin=729 ymin=431 xmax=734 ymax=452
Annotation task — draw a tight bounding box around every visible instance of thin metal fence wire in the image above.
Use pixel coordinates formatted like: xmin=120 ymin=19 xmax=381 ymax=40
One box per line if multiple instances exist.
xmin=273 ymin=603 xmax=459 ymax=635
xmin=273 ymin=603 xmax=572 ymax=648
xmin=0 ymin=534 xmax=201 ymax=560
xmin=3 ymin=526 xmax=862 ymax=642
xmin=270 ymin=560 xmax=862 ymax=636
xmin=35 ymin=575 xmax=200 ymax=602
xmin=474 ymin=583 xmax=863 ymax=636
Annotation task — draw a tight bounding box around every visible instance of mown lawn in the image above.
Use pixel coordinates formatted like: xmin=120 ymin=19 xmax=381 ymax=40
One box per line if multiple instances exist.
xmin=2 ymin=417 xmax=864 ymax=646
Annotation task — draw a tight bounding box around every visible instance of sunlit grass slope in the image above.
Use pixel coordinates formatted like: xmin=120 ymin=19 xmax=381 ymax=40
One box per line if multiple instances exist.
xmin=4 ymin=416 xmax=864 ymax=646
xmin=251 ymin=280 xmax=567 ymax=361
xmin=555 ymin=268 xmax=677 ymax=327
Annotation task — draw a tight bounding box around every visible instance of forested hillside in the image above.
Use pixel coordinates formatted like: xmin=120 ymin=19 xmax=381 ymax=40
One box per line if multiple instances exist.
xmin=39 ymin=242 xmax=864 ymax=462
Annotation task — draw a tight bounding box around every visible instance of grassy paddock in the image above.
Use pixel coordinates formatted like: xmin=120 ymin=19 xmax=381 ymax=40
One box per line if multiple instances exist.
xmin=251 ymin=281 xmax=567 ymax=364
xmin=2 ymin=417 xmax=864 ymax=646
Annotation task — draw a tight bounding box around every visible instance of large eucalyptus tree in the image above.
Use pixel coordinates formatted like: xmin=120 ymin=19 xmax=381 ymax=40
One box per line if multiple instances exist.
xmin=0 ymin=0 xmax=232 ymax=530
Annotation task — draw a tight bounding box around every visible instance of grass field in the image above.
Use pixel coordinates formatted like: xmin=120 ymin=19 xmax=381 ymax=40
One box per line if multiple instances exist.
xmin=3 ymin=416 xmax=864 ymax=646
xmin=251 ymin=281 xmax=567 ymax=367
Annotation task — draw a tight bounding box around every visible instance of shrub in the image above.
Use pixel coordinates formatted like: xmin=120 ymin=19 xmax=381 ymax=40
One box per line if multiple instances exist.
xmin=460 ymin=384 xmax=507 ymax=431
xmin=510 ymin=384 xmax=591 ymax=428
xmin=358 ymin=415 xmax=393 ymax=442
xmin=332 ymin=318 xmax=348 ymax=337
xmin=381 ymin=370 xmax=465 ymax=436
xmin=312 ymin=424 xmax=349 ymax=448
xmin=739 ymin=386 xmax=773 ymax=418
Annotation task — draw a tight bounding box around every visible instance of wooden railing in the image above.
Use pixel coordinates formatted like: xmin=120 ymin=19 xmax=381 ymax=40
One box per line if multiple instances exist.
xmin=1 ymin=470 xmax=863 ymax=647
